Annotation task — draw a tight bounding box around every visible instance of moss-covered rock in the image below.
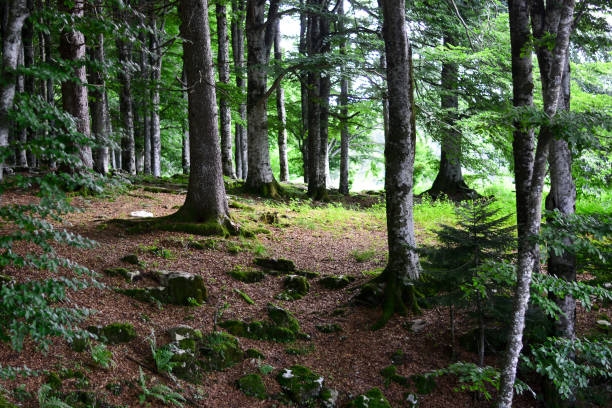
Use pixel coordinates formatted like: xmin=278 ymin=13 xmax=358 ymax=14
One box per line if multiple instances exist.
xmin=228 ymin=266 xmax=265 ymax=283
xmin=345 ymin=388 xmax=391 ymax=408
xmin=103 ymin=267 xmax=141 ymax=282
xmin=88 ymin=322 xmax=136 ymax=344
xmin=245 ymin=348 xmax=265 ymax=359
xmin=319 ymin=275 xmax=355 ymax=290
xmin=276 ymin=365 xmax=324 ymax=407
xmin=153 ymin=270 xmax=208 ymax=305
xmin=283 ymin=275 xmax=310 ymax=296
xmin=236 ymin=374 xmax=267 ymax=400
xmin=315 ymin=323 xmax=342 ymax=334
xmin=198 ymin=332 xmax=244 ymax=371
xmin=267 ymin=303 xmax=300 ymax=334
xmin=115 ymin=287 xmax=164 ymax=303
xmin=254 ymin=257 xmax=296 ymax=273
xmin=120 ymin=254 xmax=140 ymax=265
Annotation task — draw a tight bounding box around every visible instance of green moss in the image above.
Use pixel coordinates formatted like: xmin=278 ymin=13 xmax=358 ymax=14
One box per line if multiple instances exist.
xmin=315 ymin=323 xmax=342 ymax=334
xmin=411 ymin=374 xmax=437 ymax=394
xmin=276 ymin=365 xmax=324 ymax=406
xmin=267 ymin=303 xmax=301 ymax=333
xmin=104 ymin=267 xmax=140 ymax=282
xmin=115 ymin=287 xmax=161 ymax=303
xmin=283 ymin=275 xmax=310 ymax=295
xmin=319 ymin=275 xmax=355 ymax=289
xmin=198 ymin=332 xmax=244 ymax=371
xmin=46 ymin=372 xmax=63 ymax=389
xmin=245 ymin=348 xmax=265 ymax=359
xmin=236 ymin=374 xmax=267 ymax=400
xmin=254 ymin=257 xmax=296 ymax=273
xmin=121 ymin=254 xmax=140 ymax=265
xmin=234 ymin=288 xmax=256 ymax=305
xmin=228 ymin=266 xmax=265 ymax=283
xmin=89 ymin=322 xmax=136 ymax=344
xmin=345 ymin=387 xmax=391 ymax=408
xmin=218 ymin=320 xmax=247 ymax=337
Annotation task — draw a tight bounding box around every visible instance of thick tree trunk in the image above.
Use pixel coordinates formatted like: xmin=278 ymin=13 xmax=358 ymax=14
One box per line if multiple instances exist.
xmin=217 ymin=3 xmax=235 ymax=178
xmin=375 ymin=0 xmax=421 ymax=328
xmin=497 ymin=1 xmax=575 ymax=407
xmin=116 ymin=14 xmax=136 ymax=175
xmin=338 ymin=0 xmax=350 ymax=195
xmin=59 ymin=0 xmax=93 ymax=170
xmin=231 ymin=0 xmax=247 ymax=179
xmin=244 ymin=0 xmax=281 ymax=197
xmin=274 ymin=23 xmax=289 ymax=182
xmin=299 ymin=0 xmax=309 ymax=184
xmin=176 ymin=0 xmax=231 ymax=226
xmin=0 ymin=0 xmax=28 ymax=181
xmin=181 ymin=69 xmax=190 ymax=174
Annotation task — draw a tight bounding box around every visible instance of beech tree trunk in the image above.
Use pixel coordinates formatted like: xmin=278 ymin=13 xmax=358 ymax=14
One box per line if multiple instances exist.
xmin=497 ymin=1 xmax=575 ymax=406
xmin=149 ymin=17 xmax=163 ymax=178
xmin=59 ymin=0 xmax=93 ymax=170
xmin=176 ymin=0 xmax=231 ymax=225
xmin=244 ymin=0 xmax=281 ymax=197
xmin=116 ymin=5 xmax=136 ymax=175
xmin=299 ymin=0 xmax=309 ymax=183
xmin=181 ymin=69 xmax=190 ymax=174
xmin=274 ymin=22 xmax=289 ymax=182
xmin=217 ymin=2 xmax=235 ymax=178
xmin=338 ymin=0 xmax=350 ymax=195
xmin=375 ymin=0 xmax=421 ymax=328
xmin=231 ymin=0 xmax=247 ymax=179
xmin=0 ymin=0 xmax=29 ymax=181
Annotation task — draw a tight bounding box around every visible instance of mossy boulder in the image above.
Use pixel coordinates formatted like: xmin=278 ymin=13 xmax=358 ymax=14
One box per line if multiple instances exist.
xmin=254 ymin=257 xmax=296 ymax=273
xmin=237 ymin=374 xmax=267 ymax=400
xmin=228 ymin=267 xmax=265 ymax=283
xmin=315 ymin=323 xmax=342 ymax=334
xmin=88 ymin=322 xmax=136 ymax=344
xmin=283 ymin=275 xmax=310 ymax=296
xmin=103 ymin=267 xmax=141 ymax=282
xmin=198 ymin=332 xmax=244 ymax=371
xmin=319 ymin=275 xmax=355 ymax=290
xmin=267 ymin=303 xmax=301 ymax=334
xmin=276 ymin=365 xmax=324 ymax=407
xmin=120 ymin=254 xmax=140 ymax=265
xmin=219 ymin=319 xmax=297 ymax=343
xmin=153 ymin=270 xmax=208 ymax=305
xmin=345 ymin=388 xmax=391 ymax=408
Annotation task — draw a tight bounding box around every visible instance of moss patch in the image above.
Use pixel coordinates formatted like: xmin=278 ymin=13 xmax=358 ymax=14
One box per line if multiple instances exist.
xmin=198 ymin=332 xmax=244 ymax=371
xmin=345 ymin=387 xmax=391 ymax=408
xmin=88 ymin=322 xmax=136 ymax=344
xmin=319 ymin=275 xmax=355 ymax=289
xmin=254 ymin=257 xmax=296 ymax=273
xmin=228 ymin=266 xmax=265 ymax=283
xmin=236 ymin=374 xmax=267 ymax=400
xmin=276 ymin=365 xmax=324 ymax=406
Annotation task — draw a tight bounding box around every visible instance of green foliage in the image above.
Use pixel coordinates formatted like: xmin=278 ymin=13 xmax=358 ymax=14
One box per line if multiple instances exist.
xmin=137 ymin=367 xmax=185 ymax=407
xmin=90 ymin=344 xmax=114 ymax=369
xmin=147 ymin=331 xmax=179 ymax=375
xmin=523 ymin=338 xmax=612 ymax=400
xmin=36 ymin=384 xmax=71 ymax=408
xmin=351 ymin=248 xmax=377 ymax=263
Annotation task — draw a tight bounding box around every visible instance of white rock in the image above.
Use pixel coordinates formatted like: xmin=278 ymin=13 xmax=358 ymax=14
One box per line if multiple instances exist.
xmin=130 ymin=210 xmax=154 ymax=218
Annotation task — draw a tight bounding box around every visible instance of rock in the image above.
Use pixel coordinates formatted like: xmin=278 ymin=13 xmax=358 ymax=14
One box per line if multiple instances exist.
xmin=228 ymin=267 xmax=265 ymax=283
xmin=267 ymin=303 xmax=301 ymax=334
xmin=410 ymin=319 xmax=427 ymax=333
xmin=283 ymin=275 xmax=310 ymax=295
xmin=315 ymin=323 xmax=342 ymax=334
xmin=345 ymin=387 xmax=391 ymax=408
xmin=153 ymin=270 xmax=207 ymax=305
xmin=319 ymin=275 xmax=355 ymax=290
xmin=237 ymin=374 xmax=267 ymax=400
xmin=276 ymin=365 xmax=324 ymax=406
xmin=88 ymin=322 xmax=136 ymax=344
xmin=130 ymin=210 xmax=154 ymax=218
xmin=121 ymin=254 xmax=140 ymax=265
xmin=254 ymin=257 xmax=296 ymax=273
xmin=103 ymin=267 xmax=141 ymax=282
xmin=320 ymin=388 xmax=339 ymax=408
xmin=198 ymin=332 xmax=244 ymax=371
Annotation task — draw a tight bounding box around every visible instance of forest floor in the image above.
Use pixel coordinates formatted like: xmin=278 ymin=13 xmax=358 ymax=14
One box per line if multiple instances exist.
xmin=0 ymin=179 xmax=609 ymax=408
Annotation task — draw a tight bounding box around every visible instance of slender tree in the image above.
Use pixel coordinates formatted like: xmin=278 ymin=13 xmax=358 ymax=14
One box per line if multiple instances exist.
xmin=497 ymin=1 xmax=576 ymax=406
xmin=244 ymin=0 xmax=282 ymax=197
xmin=175 ymin=0 xmax=233 ymax=229
xmin=0 ymin=0 xmax=29 ymax=181
xmin=217 ymin=0 xmax=236 ymax=178
xmin=338 ymin=0 xmax=350 ymax=195
xmin=274 ymin=20 xmax=289 ymax=182
xmin=231 ymin=0 xmax=247 ymax=179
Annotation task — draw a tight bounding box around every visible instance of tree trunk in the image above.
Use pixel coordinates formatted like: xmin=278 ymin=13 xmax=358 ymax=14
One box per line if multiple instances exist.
xmin=149 ymin=18 xmax=163 ymax=178
xmin=88 ymin=0 xmax=110 ymax=175
xmin=181 ymin=69 xmax=190 ymax=174
xmin=497 ymin=1 xmax=575 ymax=406
xmin=299 ymin=0 xmax=309 ymax=184
xmin=274 ymin=22 xmax=289 ymax=182
xmin=374 ymin=0 xmax=421 ymax=328
xmin=425 ymin=36 xmax=477 ymax=202
xmin=231 ymin=0 xmax=247 ymax=179
xmin=338 ymin=0 xmax=350 ymax=195
xmin=176 ymin=0 xmax=231 ymax=227
xmin=244 ymin=0 xmax=282 ymax=197
xmin=116 ymin=5 xmax=136 ymax=175
xmin=0 ymin=0 xmax=29 ymax=181
xmin=217 ymin=2 xmax=235 ymax=178
xmin=59 ymin=0 xmax=93 ymax=170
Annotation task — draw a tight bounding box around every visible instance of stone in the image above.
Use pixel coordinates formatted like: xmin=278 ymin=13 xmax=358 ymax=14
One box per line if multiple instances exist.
xmin=276 ymin=365 xmax=324 ymax=406
xmin=410 ymin=319 xmax=427 ymax=333
xmin=153 ymin=270 xmax=207 ymax=305
xmin=267 ymin=303 xmax=301 ymax=334
xmin=320 ymin=388 xmax=339 ymax=408
xmin=283 ymin=275 xmax=310 ymax=295
xmin=319 ymin=275 xmax=355 ymax=290
xmin=198 ymin=332 xmax=244 ymax=371
xmin=88 ymin=322 xmax=136 ymax=344
xmin=103 ymin=267 xmax=141 ymax=282
xmin=228 ymin=267 xmax=265 ymax=283
xmin=345 ymin=387 xmax=391 ymax=408
xmin=254 ymin=257 xmax=296 ymax=273
xmin=120 ymin=254 xmax=140 ymax=265
xmin=236 ymin=374 xmax=267 ymax=400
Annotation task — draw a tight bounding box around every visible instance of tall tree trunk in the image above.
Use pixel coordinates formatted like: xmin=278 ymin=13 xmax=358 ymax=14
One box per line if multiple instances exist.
xmin=149 ymin=17 xmax=163 ymax=178
xmin=88 ymin=0 xmax=110 ymax=174
xmin=299 ymin=0 xmax=308 ymax=183
xmin=176 ymin=0 xmax=232 ymax=227
xmin=59 ymin=0 xmax=94 ymax=171
xmin=338 ymin=0 xmax=350 ymax=195
xmin=497 ymin=1 xmax=575 ymax=406
xmin=0 ymin=0 xmax=29 ymax=181
xmin=217 ymin=2 xmax=235 ymax=178
xmin=274 ymin=22 xmax=288 ymax=182
xmin=372 ymin=0 xmax=420 ymax=328
xmin=15 ymin=48 xmax=27 ymax=168
xmin=231 ymin=0 xmax=247 ymax=179
xmin=244 ymin=0 xmax=281 ymax=197
xmin=181 ymin=69 xmax=190 ymax=174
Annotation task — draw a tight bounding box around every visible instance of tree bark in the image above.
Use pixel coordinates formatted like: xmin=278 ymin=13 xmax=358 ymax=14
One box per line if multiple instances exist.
xmin=0 ymin=0 xmax=29 ymax=181
xmin=299 ymin=0 xmax=309 ymax=183
xmin=375 ymin=0 xmax=421 ymax=328
xmin=274 ymin=22 xmax=289 ymax=182
xmin=497 ymin=1 xmax=575 ymax=406
xmin=244 ymin=0 xmax=282 ymax=197
xmin=59 ymin=0 xmax=94 ymax=170
xmin=231 ymin=0 xmax=247 ymax=179
xmin=149 ymin=16 xmax=163 ymax=178
xmin=176 ymin=0 xmax=231 ymax=226
xmin=181 ymin=69 xmax=190 ymax=174
xmin=217 ymin=2 xmax=235 ymax=179
xmin=116 ymin=4 xmax=136 ymax=175
xmin=88 ymin=0 xmax=110 ymax=175
xmin=338 ymin=0 xmax=350 ymax=195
